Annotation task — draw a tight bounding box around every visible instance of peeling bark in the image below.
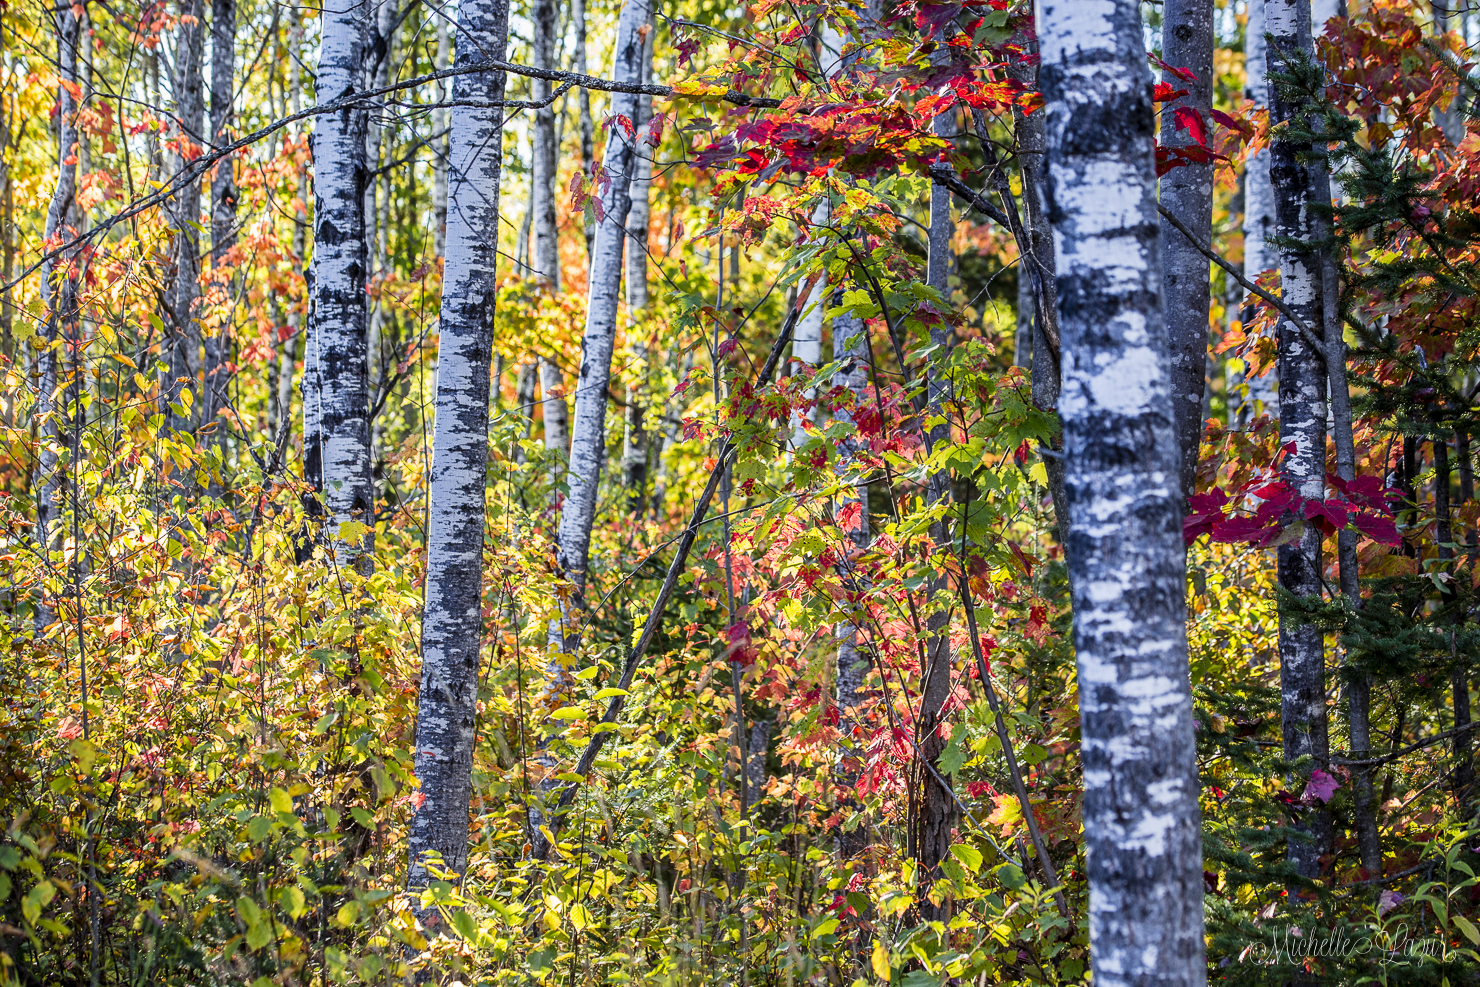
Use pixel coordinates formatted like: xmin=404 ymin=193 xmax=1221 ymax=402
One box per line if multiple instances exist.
xmin=407 ymin=0 xmax=510 ymax=891
xmin=1040 ymin=0 xmax=1207 ymax=978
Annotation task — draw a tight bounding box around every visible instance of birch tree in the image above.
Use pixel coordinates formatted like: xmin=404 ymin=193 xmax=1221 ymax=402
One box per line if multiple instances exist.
xmin=408 ymin=0 xmax=511 ymax=891
xmin=550 ymin=0 xmax=655 ymax=653
xmin=529 ymin=0 xmax=561 ymax=290
xmin=309 ymin=0 xmax=375 ymax=564
xmin=206 ymin=0 xmax=237 ymax=433
xmin=621 ymin=17 xmax=657 ymax=509
xmin=1265 ymin=0 xmax=1332 ymax=880
xmin=165 ymin=0 xmax=206 ymax=434
xmin=1040 ymin=0 xmax=1207 ymax=978
xmin=1158 ymin=0 xmax=1213 ymax=499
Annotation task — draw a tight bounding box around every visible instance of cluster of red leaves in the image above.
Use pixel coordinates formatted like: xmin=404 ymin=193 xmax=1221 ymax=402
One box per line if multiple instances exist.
xmin=1185 ymin=457 xmax=1402 ymax=548
xmin=1152 ymin=56 xmax=1255 ymax=176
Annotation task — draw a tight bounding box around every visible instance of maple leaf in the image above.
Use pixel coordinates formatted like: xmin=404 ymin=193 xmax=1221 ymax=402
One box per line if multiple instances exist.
xmin=1173 ymin=106 xmax=1211 ymax=149
xmin=1352 ymin=511 xmax=1401 ymax=546
xmin=1302 ymin=768 xmax=1340 ymax=804
xmin=1154 ymin=82 xmax=1190 ymax=103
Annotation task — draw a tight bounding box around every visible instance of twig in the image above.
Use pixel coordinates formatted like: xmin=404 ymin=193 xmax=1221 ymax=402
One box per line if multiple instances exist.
xmin=1332 ymin=722 xmax=1479 ymax=767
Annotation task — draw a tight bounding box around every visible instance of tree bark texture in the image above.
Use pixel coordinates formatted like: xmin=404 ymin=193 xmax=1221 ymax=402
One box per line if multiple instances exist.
xmin=407 ymin=0 xmax=510 ymax=890
xmin=1158 ymin=0 xmax=1213 ymax=500
xmin=310 ymin=0 xmax=375 ymax=565
xmin=914 ymin=110 xmax=957 ymax=911
xmin=622 ymin=17 xmax=657 ymax=511
xmin=35 ymin=3 xmax=82 ymax=632
xmin=530 ymin=0 xmax=561 ymax=290
xmin=1040 ymin=0 xmax=1208 ymax=979
xmin=165 ymin=0 xmax=206 ymax=434
xmin=552 ymin=0 xmax=656 ymax=638
xmin=1239 ymin=0 xmax=1278 ymax=418
xmin=832 ymin=297 xmax=872 ymax=860
xmin=1265 ymin=0 xmax=1332 ymax=881
xmin=206 ymin=0 xmax=237 ymax=432
xmin=574 ymin=0 xmax=595 ymax=257
xmin=432 ymin=14 xmax=451 ymax=260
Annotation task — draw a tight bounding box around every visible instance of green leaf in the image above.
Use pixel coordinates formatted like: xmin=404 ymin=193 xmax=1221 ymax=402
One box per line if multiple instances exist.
xmin=950 ymin=844 xmax=984 ymax=875
xmin=593 ymin=688 xmax=629 ymax=699
xmin=270 ymin=787 xmax=293 ymax=814
xmin=22 ymin=880 xmax=55 ymax=926
xmin=279 ymin=885 xmax=306 ymax=919
xmin=811 ymin=917 xmax=840 ymax=939
xmin=450 ymin=908 xmax=478 ymax=941
xmin=938 ymin=728 xmax=970 ymax=776
xmin=1456 ymin=915 xmax=1480 ymax=946
xmin=549 ymin=706 xmax=586 ymax=719
xmin=244 ymin=815 xmax=273 ymax=843
xmin=994 ymin=863 xmax=1026 ymax=891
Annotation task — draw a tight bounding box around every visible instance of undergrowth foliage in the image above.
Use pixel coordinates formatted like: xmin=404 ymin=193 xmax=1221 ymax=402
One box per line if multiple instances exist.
xmin=4 ymin=0 xmax=1480 ymax=983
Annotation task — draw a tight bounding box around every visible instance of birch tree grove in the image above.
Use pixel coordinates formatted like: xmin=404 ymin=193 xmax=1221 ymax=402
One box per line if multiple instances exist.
xmin=1040 ymin=0 xmax=1207 ymax=978
xmin=408 ymin=0 xmax=511 ymax=892
xmin=11 ymin=0 xmax=1480 ymax=980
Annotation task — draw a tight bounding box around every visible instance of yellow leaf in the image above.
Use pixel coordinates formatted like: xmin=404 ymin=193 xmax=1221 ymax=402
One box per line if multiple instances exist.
xmin=111 ymin=351 xmax=137 ymax=368
xmin=871 ymin=940 xmax=891 ymax=981
xmin=670 ymin=78 xmax=727 ymax=98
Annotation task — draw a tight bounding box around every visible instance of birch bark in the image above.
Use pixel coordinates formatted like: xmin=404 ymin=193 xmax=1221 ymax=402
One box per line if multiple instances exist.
xmin=407 ymin=0 xmax=510 ymax=891
xmin=1158 ymin=0 xmax=1213 ymax=499
xmin=165 ymin=0 xmax=206 ymax=434
xmin=530 ymin=0 xmax=561 ymax=290
xmin=551 ymin=0 xmax=655 ymax=649
xmin=35 ymin=3 xmax=82 ymax=632
xmin=432 ymin=15 xmax=451 ymax=260
xmin=310 ymin=0 xmax=375 ymax=565
xmin=1039 ymin=0 xmax=1207 ymax=979
xmin=621 ymin=18 xmax=657 ymax=510
xmin=206 ymin=0 xmax=237 ymax=433
xmin=1265 ymin=0 xmax=1332 ymax=880
xmin=1238 ymin=0 xmax=1278 ymax=417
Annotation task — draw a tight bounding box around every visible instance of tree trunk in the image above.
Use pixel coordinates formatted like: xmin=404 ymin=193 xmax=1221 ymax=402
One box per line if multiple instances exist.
xmin=206 ymin=0 xmax=237 ymax=436
xmin=1266 ymin=0 xmax=1332 ymax=881
xmin=1040 ymin=0 xmax=1207 ymax=978
xmin=1238 ymin=0 xmax=1278 ymax=420
xmin=551 ymin=0 xmax=655 ymax=650
xmin=1009 ymin=85 xmax=1069 ymax=546
xmin=539 ymin=357 xmax=569 ymax=467
xmin=309 ymin=0 xmax=375 ymax=566
xmin=530 ymin=0 xmax=561 ymax=291
xmin=165 ymin=0 xmax=206 ymax=434
xmin=1159 ymin=0 xmax=1214 ymax=500
xmin=832 ymin=297 xmax=872 ymax=860
xmin=574 ymin=0 xmax=595 ymax=258
xmin=621 ymin=17 xmax=657 ymax=512
xmin=914 ymin=111 xmax=957 ymax=915
xmin=35 ymin=3 xmax=82 ymax=633
xmin=407 ymin=0 xmax=510 ymax=892
xmin=432 ymin=14 xmax=451 ymax=260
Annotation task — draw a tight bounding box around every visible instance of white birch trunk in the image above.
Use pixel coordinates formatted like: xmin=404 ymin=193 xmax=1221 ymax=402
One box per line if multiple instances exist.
xmin=407 ymin=0 xmax=510 ymax=889
xmin=1266 ymin=0 xmax=1331 ymax=881
xmin=1040 ymin=0 xmax=1207 ymax=978
xmin=432 ymin=14 xmax=451 ymax=260
xmin=165 ymin=0 xmax=206 ymax=434
xmin=530 ymin=0 xmax=561 ymax=290
xmin=310 ymin=0 xmax=375 ymax=564
xmin=551 ymin=0 xmax=656 ymax=642
xmin=621 ymin=17 xmax=657 ymax=508
xmin=1238 ymin=0 xmax=1279 ymax=418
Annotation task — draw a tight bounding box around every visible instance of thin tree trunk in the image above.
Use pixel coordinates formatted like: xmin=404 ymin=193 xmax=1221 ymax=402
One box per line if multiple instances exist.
xmin=915 ymin=111 xmax=958 ymax=914
xmin=1009 ymin=91 xmax=1069 ymax=546
xmin=832 ymin=297 xmax=872 ymax=860
xmin=1041 ymin=0 xmax=1207 ymax=978
xmin=206 ymin=0 xmax=237 ymax=439
xmin=530 ymin=0 xmax=561 ymax=290
xmin=1309 ymin=114 xmax=1381 ymax=875
xmin=309 ymin=0 xmax=375 ymax=566
xmin=1239 ymin=0 xmax=1278 ymax=419
xmin=1460 ymin=427 xmax=1477 ymax=561
xmin=35 ymin=3 xmax=82 ymax=634
xmin=1159 ymin=0 xmax=1214 ymax=500
xmin=539 ymin=357 xmax=569 ymax=466
xmin=1266 ymin=0 xmax=1332 ymax=881
xmin=1435 ymin=434 xmax=1474 ymax=813
xmin=407 ymin=0 xmax=510 ymax=892
xmin=365 ymin=0 xmax=395 ymax=471
xmin=621 ymin=17 xmax=657 ymax=512
xmin=165 ymin=0 xmax=206 ymax=434
xmin=432 ymin=14 xmax=451 ymax=260
xmin=574 ymin=0 xmax=595 ymax=258
xmin=550 ymin=0 xmax=655 ymax=651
